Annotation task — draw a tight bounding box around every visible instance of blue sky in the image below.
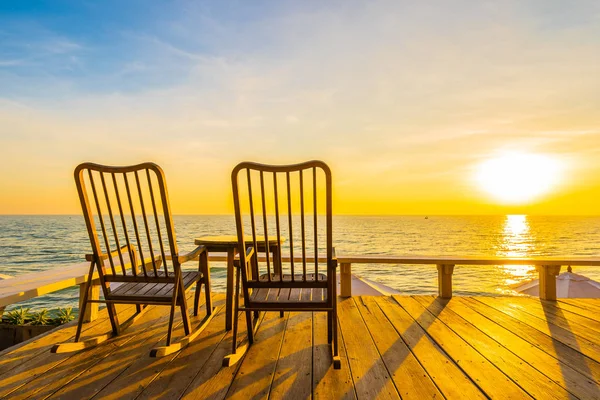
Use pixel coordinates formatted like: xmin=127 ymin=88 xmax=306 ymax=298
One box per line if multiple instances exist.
xmin=1 ymin=1 xmax=599 ymax=214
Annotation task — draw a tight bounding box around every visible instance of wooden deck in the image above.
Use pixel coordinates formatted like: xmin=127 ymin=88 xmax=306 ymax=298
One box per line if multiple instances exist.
xmin=1 ymin=294 xmax=600 ymax=399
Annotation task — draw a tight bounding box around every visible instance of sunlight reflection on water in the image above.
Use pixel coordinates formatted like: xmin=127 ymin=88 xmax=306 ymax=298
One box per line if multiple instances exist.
xmin=497 ymin=215 xmax=536 ymax=291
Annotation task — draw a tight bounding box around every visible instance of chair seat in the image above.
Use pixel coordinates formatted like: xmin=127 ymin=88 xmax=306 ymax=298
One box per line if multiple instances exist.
xmin=249 ymin=272 xmax=328 ymax=304
xmin=107 ymin=271 xmax=200 ymax=302
xmin=257 ymin=272 xmax=327 ymax=283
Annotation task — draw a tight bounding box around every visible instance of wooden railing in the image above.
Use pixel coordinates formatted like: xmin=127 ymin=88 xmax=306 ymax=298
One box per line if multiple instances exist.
xmin=335 ymin=255 xmax=600 ymax=300
xmin=0 ymin=254 xmax=227 ymax=321
xmin=2 ymin=254 xmax=599 ymax=322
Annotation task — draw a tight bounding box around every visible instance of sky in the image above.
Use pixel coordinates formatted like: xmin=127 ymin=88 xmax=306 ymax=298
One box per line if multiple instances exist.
xmin=1 ymin=0 xmax=599 ymax=215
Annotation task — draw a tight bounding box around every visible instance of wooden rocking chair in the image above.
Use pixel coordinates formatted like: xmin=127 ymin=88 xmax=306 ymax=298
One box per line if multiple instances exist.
xmin=225 ymin=160 xmax=340 ymax=369
xmin=52 ymin=162 xmax=215 ymax=357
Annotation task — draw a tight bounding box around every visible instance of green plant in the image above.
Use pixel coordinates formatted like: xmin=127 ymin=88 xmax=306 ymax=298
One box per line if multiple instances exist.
xmin=55 ymin=307 xmax=74 ymax=325
xmin=3 ymin=307 xmax=31 ymax=325
xmin=30 ymin=309 xmax=50 ymax=325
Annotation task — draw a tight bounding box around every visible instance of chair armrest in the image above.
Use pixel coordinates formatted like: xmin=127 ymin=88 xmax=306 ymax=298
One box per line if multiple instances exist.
xmin=85 ymin=244 xmax=137 ymax=262
xmin=233 ymin=246 xmax=255 ymax=268
xmin=176 ymin=245 xmax=207 ymax=264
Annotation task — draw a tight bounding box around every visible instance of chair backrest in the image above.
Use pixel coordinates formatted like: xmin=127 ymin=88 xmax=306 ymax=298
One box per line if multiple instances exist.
xmin=74 ymin=162 xmax=180 ymax=283
xmin=231 ymin=161 xmax=333 ymax=286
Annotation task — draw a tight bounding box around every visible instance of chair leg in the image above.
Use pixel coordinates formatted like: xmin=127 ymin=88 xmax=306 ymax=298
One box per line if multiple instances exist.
xmin=166 ymin=280 xmax=180 ymax=347
xmin=106 ymin=303 xmax=120 ymax=335
xmin=223 ymin=265 xmax=248 ymax=367
xmin=246 ymin=310 xmax=254 ymax=345
xmin=194 ymin=281 xmax=202 ymax=317
xmin=280 ymin=311 xmax=284 ymax=318
xmin=332 ymin=300 xmax=341 ymax=369
xmin=202 ymin=251 xmax=212 ymax=316
xmin=74 ymin=287 xmax=90 ymax=342
xmin=327 ymin=310 xmax=333 ymax=343
xmin=179 ymin=286 xmax=191 ymax=336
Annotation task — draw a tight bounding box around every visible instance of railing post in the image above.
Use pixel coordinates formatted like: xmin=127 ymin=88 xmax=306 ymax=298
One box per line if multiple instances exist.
xmin=340 ymin=263 xmax=352 ymax=297
xmin=536 ymin=265 xmax=561 ymax=300
xmin=79 ymin=280 xmax=100 ymax=323
xmin=436 ymin=264 xmax=455 ymax=299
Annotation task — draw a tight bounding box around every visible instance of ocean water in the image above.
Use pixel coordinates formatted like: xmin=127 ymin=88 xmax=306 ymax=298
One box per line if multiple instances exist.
xmin=1 ymin=215 xmax=600 ymax=313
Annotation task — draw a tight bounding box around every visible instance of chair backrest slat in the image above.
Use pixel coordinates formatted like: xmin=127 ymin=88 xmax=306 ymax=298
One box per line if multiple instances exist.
xmin=88 ymin=170 xmax=117 ymax=276
xmin=313 ymin=167 xmax=318 ymax=276
xmin=112 ymin=172 xmax=136 ymax=276
xmin=273 ymin=172 xmax=283 ymax=281
xmin=75 ymin=163 xmax=179 ymax=283
xmin=100 ymin=172 xmax=127 ymax=275
xmin=123 ymin=172 xmax=147 ymax=278
xmin=146 ymin=169 xmax=168 ymax=276
xmin=246 ymin=169 xmax=259 ymax=280
xmin=259 ymin=171 xmax=272 ymax=281
xmin=286 ymin=171 xmax=295 ymax=280
xmin=134 ymin=170 xmax=159 ymax=276
xmin=299 ymin=169 xmax=307 ymax=280
xmin=231 ymin=161 xmax=332 ymax=288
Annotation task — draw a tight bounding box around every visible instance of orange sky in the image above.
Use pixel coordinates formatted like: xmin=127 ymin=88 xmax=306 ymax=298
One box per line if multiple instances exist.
xmin=1 ymin=2 xmax=599 ymax=215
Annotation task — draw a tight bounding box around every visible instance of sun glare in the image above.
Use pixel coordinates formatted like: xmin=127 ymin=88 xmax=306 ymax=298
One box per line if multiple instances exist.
xmin=476 ymin=153 xmax=561 ymax=204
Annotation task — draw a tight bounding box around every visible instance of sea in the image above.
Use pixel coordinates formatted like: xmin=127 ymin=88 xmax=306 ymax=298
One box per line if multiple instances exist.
xmin=1 ymin=215 xmax=600 ymax=313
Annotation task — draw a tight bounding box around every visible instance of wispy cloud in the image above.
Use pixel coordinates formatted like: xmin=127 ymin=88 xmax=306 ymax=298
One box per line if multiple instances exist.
xmin=1 ymin=1 xmax=600 ymax=213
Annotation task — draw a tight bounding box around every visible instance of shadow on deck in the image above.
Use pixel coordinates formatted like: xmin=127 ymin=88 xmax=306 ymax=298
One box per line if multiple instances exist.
xmin=1 ymin=293 xmax=600 ymax=399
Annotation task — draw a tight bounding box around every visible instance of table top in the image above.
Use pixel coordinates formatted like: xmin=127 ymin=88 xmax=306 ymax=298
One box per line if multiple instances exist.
xmin=194 ymin=235 xmax=285 ymax=247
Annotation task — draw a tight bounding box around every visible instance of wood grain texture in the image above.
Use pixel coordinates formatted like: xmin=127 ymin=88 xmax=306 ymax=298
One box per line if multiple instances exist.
xmin=0 ymin=295 xmax=599 ymax=399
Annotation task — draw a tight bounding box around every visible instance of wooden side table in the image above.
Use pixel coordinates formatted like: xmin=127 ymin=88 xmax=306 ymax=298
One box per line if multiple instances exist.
xmin=194 ymin=235 xmax=284 ymax=331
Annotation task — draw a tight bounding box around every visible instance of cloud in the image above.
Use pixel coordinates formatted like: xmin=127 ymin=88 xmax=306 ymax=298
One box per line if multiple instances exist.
xmin=1 ymin=1 xmax=600 ymax=213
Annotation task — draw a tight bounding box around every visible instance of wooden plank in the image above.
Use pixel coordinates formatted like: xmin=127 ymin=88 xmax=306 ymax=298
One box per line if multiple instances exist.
xmin=539 ymin=298 xmax=600 ymax=326
xmin=7 ymin=302 xmax=170 ymax=399
xmin=460 ymin=297 xmax=600 ymax=384
xmin=337 ymin=297 xmax=400 ymax=399
xmin=355 ymin=296 xmax=442 ymax=399
xmin=268 ymin=312 xmax=313 ymax=399
xmin=178 ymin=310 xmax=259 ymax=400
xmin=91 ymin=295 xmax=226 ymax=400
xmin=313 ymin=311 xmax=356 ymax=400
xmin=395 ymin=296 xmax=527 ymax=399
xmin=478 ymin=297 xmax=600 ymax=364
xmin=300 ymin=288 xmax=312 ymax=302
xmin=266 ymin=287 xmax=280 ymax=302
xmin=277 ymin=288 xmax=291 ymax=302
xmin=224 ymin=311 xmax=290 ymax=399
xmin=495 ymin=297 xmax=600 ymax=344
xmin=559 ymin=298 xmax=600 ymax=315
xmin=376 ymin=296 xmax=485 ymax=399
xmin=0 ymin=304 xmax=136 ymax=398
xmin=542 ymin=300 xmax=600 ymax=324
xmin=402 ymin=296 xmax=572 ymax=400
xmin=435 ymin=297 xmax=600 ymax=399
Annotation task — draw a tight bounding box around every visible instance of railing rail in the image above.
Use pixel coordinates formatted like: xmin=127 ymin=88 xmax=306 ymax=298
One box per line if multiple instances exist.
xmin=2 ymin=254 xmax=599 ymax=321
xmin=335 ymin=255 xmax=600 ymax=299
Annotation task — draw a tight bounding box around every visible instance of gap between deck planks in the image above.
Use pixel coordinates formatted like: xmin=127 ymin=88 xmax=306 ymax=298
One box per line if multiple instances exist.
xmin=1 ymin=296 xmax=599 ymax=399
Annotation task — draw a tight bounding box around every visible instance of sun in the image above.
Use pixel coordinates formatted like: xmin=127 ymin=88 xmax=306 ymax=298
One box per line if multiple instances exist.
xmin=476 ymin=153 xmax=562 ymax=204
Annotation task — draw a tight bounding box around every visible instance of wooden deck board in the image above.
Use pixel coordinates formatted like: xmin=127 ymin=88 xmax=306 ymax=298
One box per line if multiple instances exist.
xmin=460 ymin=297 xmax=600 ymax=384
xmin=338 ymin=297 xmax=399 ymax=399
xmin=379 ymin=296 xmax=485 ymax=399
xmin=478 ymin=297 xmax=600 ymax=364
xmin=407 ymin=296 xmax=529 ymax=399
xmin=355 ymin=296 xmax=442 ymax=400
xmin=0 ymin=295 xmax=599 ymax=399
xmin=438 ymin=297 xmax=600 ymax=399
